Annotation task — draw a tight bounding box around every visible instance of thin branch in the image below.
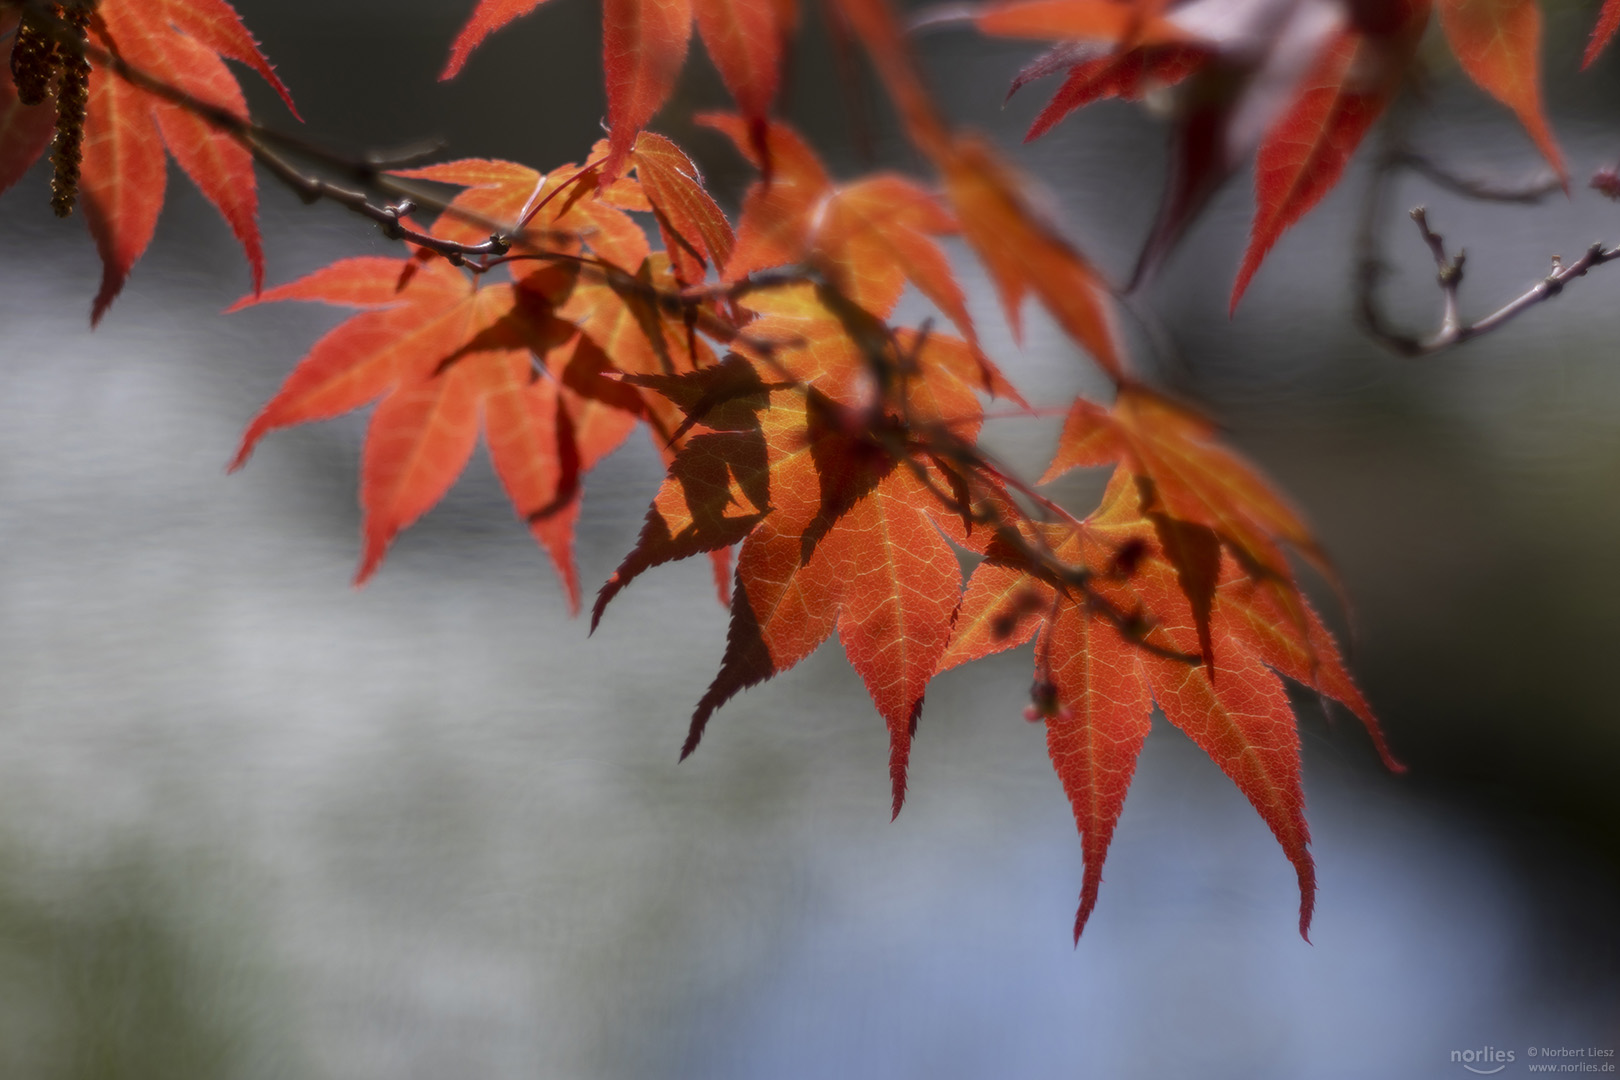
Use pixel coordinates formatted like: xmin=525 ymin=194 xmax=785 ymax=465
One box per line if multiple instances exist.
xmin=1366 ymin=206 xmax=1620 ymax=357
xmin=1355 ymin=133 xmax=1620 ymax=357
xmin=1386 ymin=149 xmax=1563 ymax=206
xmin=1411 ymin=206 xmax=1464 ymax=345
xmin=1 ymin=2 xmax=841 ymax=360
xmin=12 ymin=0 xmax=578 ymax=263
xmin=13 ymin=2 xmax=897 ymax=374
xmin=4 ymin=0 xmax=1199 ymax=658
xmin=242 ymin=137 xmax=511 ymax=263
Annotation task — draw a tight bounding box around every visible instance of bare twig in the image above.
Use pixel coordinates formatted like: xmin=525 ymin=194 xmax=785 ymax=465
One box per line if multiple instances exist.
xmin=1355 ymin=133 xmax=1620 ymax=357
xmin=1364 ymin=207 xmax=1620 ymax=357
xmin=1386 ymin=149 xmax=1563 ymax=206
xmin=1410 ymin=206 xmax=1465 ymax=346
xmin=242 ymin=136 xmax=512 ymax=263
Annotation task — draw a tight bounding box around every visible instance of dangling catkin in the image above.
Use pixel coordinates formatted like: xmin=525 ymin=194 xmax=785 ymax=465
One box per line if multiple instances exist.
xmin=50 ymin=3 xmax=94 ymax=218
xmin=9 ymin=9 xmax=61 ymax=107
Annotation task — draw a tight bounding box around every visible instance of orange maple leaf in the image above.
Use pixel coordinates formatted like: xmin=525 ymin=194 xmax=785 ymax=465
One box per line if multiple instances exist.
xmin=594 ymin=291 xmax=1018 ymax=815
xmin=394 ymin=149 xmax=727 ymax=389
xmin=941 ymin=136 xmax=1127 ymax=379
xmin=722 ymin=283 xmax=1026 ymax=409
xmin=1435 ymin=0 xmax=1564 ymax=182
xmin=393 ymin=153 xmax=653 ymax=272
xmin=1042 ymin=384 xmax=1343 ymax=676
xmin=0 ymin=0 xmax=295 ymax=323
xmin=830 ymin=0 xmax=1131 ymax=381
xmin=227 ymin=253 xmax=632 ymax=611
xmin=939 ymin=466 xmax=1394 ymax=941
xmin=228 ymin=149 xmax=733 ymax=607
xmin=701 ymin=112 xmax=981 ymax=352
xmin=627 ymin=131 xmax=734 ymax=285
xmin=392 ymin=149 xmax=742 ymax=602
xmin=559 ymin=256 xmax=740 ymax=603
xmin=415 ymin=135 xmax=733 ymax=285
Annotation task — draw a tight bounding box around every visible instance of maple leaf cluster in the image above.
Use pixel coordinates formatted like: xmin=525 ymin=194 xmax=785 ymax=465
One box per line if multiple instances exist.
xmin=1 ymin=0 xmax=294 ymax=322
xmin=4 ymin=0 xmax=1607 ymax=940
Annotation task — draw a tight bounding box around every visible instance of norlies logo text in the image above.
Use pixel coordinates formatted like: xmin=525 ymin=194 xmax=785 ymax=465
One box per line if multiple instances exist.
xmin=1453 ymin=1047 xmax=1517 ymax=1074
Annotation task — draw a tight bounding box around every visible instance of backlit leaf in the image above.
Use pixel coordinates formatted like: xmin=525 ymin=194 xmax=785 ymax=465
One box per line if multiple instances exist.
xmin=972 ymin=0 xmax=1188 ymax=44
xmin=942 ymin=137 xmax=1127 ymax=379
xmin=703 ymin=114 xmax=980 ymax=347
xmin=629 ymin=131 xmax=734 ymax=283
xmin=1584 ymin=0 xmax=1620 ymax=67
xmin=1230 ymin=17 xmax=1422 ymax=312
xmin=1436 ymin=0 xmax=1564 ymax=179
xmin=440 ymin=0 xmax=550 ymax=80
xmin=596 ymin=295 xmax=1009 ymax=814
xmin=0 ymin=0 xmax=293 ymax=323
xmin=444 ymin=0 xmax=790 ymax=173
xmin=229 ymin=254 xmax=632 ymax=610
xmin=937 ymin=468 xmax=1386 ymax=940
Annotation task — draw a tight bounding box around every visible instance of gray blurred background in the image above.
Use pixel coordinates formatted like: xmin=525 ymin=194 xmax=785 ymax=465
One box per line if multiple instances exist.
xmin=0 ymin=1 xmax=1616 ymax=1076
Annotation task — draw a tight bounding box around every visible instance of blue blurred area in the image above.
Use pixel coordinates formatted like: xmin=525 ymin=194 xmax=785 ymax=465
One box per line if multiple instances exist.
xmin=0 ymin=2 xmax=1614 ymax=1076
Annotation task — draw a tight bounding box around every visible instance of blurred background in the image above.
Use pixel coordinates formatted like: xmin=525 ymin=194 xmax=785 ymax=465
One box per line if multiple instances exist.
xmin=0 ymin=0 xmax=1616 ymax=1076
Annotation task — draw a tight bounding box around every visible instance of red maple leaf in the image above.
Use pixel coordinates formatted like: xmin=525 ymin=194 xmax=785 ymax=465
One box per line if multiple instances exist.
xmin=1585 ymin=0 xmax=1620 ymax=67
xmin=403 ymin=152 xmax=740 ymax=601
xmin=1044 ymin=387 xmax=1327 ymax=571
xmin=1007 ymin=40 xmax=1206 ymax=143
xmin=0 ymin=0 xmax=295 ymax=322
xmin=970 ymin=0 xmax=1422 ymax=298
xmin=415 ymin=133 xmax=734 ymax=286
xmin=441 ymin=0 xmax=795 ymax=174
xmin=1434 ymin=0 xmax=1564 ymax=183
xmin=394 ymin=152 xmax=653 ymax=271
xmin=1229 ymin=5 xmax=1429 ymax=310
xmin=626 ymin=130 xmax=734 ymax=285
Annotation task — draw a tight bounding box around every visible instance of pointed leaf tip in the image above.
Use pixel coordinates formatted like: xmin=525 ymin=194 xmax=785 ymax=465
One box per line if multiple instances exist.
xmin=681 ymin=698 xmax=717 ymax=760
xmin=1438 ymin=0 xmax=1567 ymax=183
xmin=1230 ymin=25 xmax=1416 ymax=314
xmin=441 ymin=0 xmax=549 ymax=80
xmin=889 ymin=696 xmax=924 ymax=820
xmin=1585 ymin=0 xmax=1620 ymax=68
xmin=226 ymin=433 xmax=257 ymax=474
